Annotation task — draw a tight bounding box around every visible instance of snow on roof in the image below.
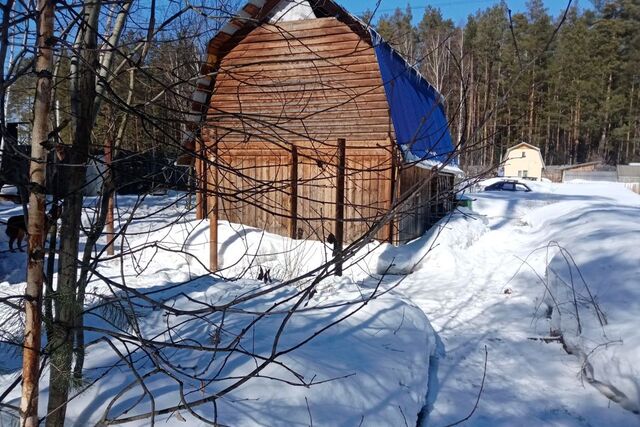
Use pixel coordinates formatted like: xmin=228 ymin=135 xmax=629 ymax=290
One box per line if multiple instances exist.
xmin=268 ymin=0 xmax=315 ymax=23
xmin=402 ymin=148 xmax=463 ymax=176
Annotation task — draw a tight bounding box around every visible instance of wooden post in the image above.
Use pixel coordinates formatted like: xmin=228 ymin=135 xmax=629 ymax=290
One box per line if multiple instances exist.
xmin=195 ymin=135 xmax=207 ymax=220
xmin=104 ymin=140 xmax=114 ymax=255
xmin=386 ymin=140 xmax=396 ymax=244
xmin=289 ymin=146 xmax=298 ymax=239
xmin=209 ymin=142 xmax=219 ymax=271
xmin=195 ymin=153 xmax=202 ymax=219
xmin=334 ymin=138 xmax=346 ymax=276
xmin=201 ymin=137 xmax=208 ymax=219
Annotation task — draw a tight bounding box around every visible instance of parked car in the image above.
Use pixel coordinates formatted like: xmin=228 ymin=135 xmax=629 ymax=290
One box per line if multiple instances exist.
xmin=484 ymin=180 xmax=532 ymax=192
xmin=0 ymin=184 xmax=21 ymax=204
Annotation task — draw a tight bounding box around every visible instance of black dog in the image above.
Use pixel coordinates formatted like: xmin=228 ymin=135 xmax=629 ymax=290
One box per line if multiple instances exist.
xmin=5 ymin=205 xmax=60 ymax=252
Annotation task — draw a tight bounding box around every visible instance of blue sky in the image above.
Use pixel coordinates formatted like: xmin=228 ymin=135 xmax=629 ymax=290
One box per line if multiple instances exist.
xmin=341 ymin=0 xmax=574 ymax=25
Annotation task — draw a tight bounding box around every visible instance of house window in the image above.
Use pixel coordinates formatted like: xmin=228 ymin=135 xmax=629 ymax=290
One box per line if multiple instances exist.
xmin=518 ymin=170 xmax=523 ymax=177
xmin=522 ymin=170 xmax=528 ymax=177
xmin=522 ymin=151 xmax=526 ymax=158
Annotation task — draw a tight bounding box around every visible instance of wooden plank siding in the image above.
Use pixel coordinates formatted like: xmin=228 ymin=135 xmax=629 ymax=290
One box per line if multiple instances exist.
xmin=205 ymin=17 xmax=393 ymax=148
xmin=395 ymin=166 xmax=455 ymax=243
xmin=204 ymin=17 xmax=396 ymax=243
xmin=212 ymin=141 xmax=392 ymax=242
xmin=216 ymin=146 xmax=292 ymax=236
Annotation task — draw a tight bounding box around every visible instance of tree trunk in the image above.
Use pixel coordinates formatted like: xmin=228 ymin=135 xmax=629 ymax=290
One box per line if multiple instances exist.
xmin=46 ymin=2 xmax=100 ymax=425
xmin=528 ymin=76 xmax=535 ymax=144
xmin=92 ymin=0 xmax=133 ymax=125
xmin=624 ymin=82 xmax=634 ymax=163
xmin=554 ymin=121 xmax=560 ymax=165
xmin=457 ymin=28 xmax=465 ymax=149
xmin=598 ymin=72 xmax=612 ymax=159
xmin=19 ymin=1 xmax=55 ymax=426
xmin=545 ymin=112 xmax=551 ymax=163
xmin=573 ymin=98 xmax=581 ymax=164
xmin=72 ymin=0 xmax=151 ymax=377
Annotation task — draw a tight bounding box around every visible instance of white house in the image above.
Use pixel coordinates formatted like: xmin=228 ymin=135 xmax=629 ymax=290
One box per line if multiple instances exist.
xmin=501 ymin=142 xmax=545 ymax=180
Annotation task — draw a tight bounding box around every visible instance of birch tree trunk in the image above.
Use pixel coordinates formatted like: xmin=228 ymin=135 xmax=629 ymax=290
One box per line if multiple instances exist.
xmin=19 ymin=1 xmax=55 ymax=426
xmin=46 ymin=2 xmax=101 ymax=425
xmin=73 ymin=0 xmax=153 ymax=377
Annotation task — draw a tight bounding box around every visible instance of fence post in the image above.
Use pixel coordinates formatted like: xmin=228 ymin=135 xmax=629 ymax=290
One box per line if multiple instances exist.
xmin=387 ymin=140 xmax=396 ymax=243
xmin=195 ymin=146 xmax=202 ymax=219
xmin=334 ymin=138 xmax=346 ymax=276
xmin=104 ymin=140 xmax=114 ymax=255
xmin=196 ymin=135 xmax=207 ymax=220
xmin=289 ymin=146 xmax=298 ymax=239
xmin=209 ymin=142 xmax=219 ymax=271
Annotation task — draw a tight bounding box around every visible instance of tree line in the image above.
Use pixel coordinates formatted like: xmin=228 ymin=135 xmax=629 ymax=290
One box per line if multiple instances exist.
xmin=367 ymin=0 xmax=640 ymax=167
xmin=1 ymin=1 xmax=467 ymax=425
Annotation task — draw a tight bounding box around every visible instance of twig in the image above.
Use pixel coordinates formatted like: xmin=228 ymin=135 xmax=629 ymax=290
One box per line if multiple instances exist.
xmin=440 ymin=345 xmax=488 ymax=427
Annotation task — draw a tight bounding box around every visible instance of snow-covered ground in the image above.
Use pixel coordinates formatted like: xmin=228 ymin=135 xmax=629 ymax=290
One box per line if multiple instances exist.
xmin=0 ymin=194 xmax=434 ymax=426
xmin=392 ymin=180 xmax=640 ymax=426
xmin=1 ymin=180 xmax=639 ymax=426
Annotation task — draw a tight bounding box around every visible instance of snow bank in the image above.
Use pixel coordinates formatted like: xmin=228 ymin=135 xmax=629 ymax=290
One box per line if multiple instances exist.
xmin=1 ymin=278 xmax=436 ymax=426
xmin=503 ymin=182 xmax=640 ymax=414
xmin=99 ymin=217 xmax=386 ymax=289
xmin=540 ymin=204 xmax=640 ymax=414
xmin=465 ymin=180 xmax=640 ymax=415
xmin=0 ymin=194 xmax=437 ymax=426
xmin=376 ymin=210 xmax=488 ymax=275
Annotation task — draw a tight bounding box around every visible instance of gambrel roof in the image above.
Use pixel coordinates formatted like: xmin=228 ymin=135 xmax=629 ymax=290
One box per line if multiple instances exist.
xmin=504 ymin=142 xmax=545 ymax=167
xmin=182 ymin=0 xmax=455 ymax=166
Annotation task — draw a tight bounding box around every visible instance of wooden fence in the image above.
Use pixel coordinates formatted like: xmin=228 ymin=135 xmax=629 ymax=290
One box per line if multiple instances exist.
xmin=201 ymin=139 xmax=455 ymax=269
xmin=211 ymin=140 xmax=394 ymax=242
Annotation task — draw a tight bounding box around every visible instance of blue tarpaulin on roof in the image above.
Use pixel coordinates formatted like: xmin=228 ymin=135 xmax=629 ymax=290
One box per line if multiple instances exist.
xmin=370 ymin=30 xmax=456 ymax=166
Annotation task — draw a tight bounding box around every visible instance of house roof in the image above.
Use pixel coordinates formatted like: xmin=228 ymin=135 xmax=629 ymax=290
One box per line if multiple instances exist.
xmin=506 ymin=142 xmax=541 ymax=153
xmin=180 ymin=0 xmax=455 ymax=167
xmin=557 ymin=161 xmax=601 ymax=171
xmin=504 ymin=142 xmax=545 ymax=168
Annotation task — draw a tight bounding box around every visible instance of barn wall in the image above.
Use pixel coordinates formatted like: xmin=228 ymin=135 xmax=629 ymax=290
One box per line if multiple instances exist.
xmin=395 ymin=166 xmax=454 ymax=243
xmin=204 ymin=16 xmax=395 ymax=243
xmin=212 ymin=141 xmax=392 ymax=242
xmin=542 ymin=167 xmax=563 ymax=183
xmin=203 ymin=16 xmax=455 ymax=246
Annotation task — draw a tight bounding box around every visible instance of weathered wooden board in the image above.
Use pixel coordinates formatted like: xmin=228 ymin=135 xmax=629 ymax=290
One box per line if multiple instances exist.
xmin=210 ymin=142 xmax=393 ymax=242
xmin=206 ymin=17 xmax=392 ymax=148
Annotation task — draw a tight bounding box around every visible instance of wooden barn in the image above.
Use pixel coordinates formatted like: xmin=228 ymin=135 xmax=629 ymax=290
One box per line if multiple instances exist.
xmin=181 ymin=0 xmax=459 ymax=269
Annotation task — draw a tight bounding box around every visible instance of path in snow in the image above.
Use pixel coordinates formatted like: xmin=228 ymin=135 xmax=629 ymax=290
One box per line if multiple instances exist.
xmin=396 ymin=182 xmax=640 ymax=427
